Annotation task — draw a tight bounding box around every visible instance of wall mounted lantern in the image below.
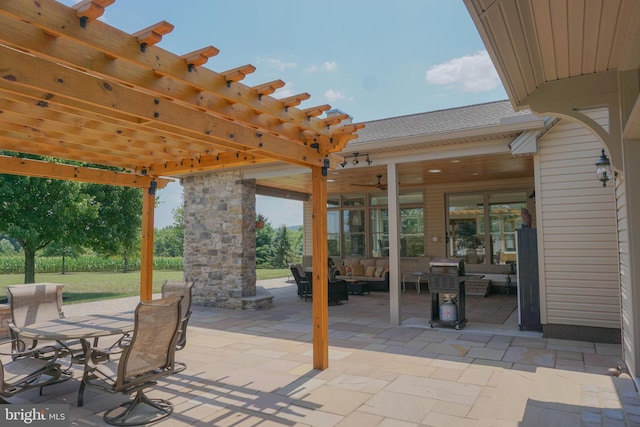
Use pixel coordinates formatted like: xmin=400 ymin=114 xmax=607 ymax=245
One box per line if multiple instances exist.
xmin=595 ymin=149 xmax=612 ymax=187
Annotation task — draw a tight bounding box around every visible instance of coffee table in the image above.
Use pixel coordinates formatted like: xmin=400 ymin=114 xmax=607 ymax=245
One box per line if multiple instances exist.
xmin=345 ymin=280 xmax=370 ymax=295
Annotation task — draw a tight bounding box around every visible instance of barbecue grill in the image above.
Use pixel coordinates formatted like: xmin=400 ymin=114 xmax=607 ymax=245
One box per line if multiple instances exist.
xmin=428 ymin=258 xmax=467 ymax=329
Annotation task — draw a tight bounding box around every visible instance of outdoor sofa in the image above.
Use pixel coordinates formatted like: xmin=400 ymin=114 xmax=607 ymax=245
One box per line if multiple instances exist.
xmin=332 ymin=257 xmax=389 ymax=292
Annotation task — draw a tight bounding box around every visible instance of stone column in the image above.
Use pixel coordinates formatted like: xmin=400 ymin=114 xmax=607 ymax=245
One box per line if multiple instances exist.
xmin=182 ymin=170 xmax=256 ymax=308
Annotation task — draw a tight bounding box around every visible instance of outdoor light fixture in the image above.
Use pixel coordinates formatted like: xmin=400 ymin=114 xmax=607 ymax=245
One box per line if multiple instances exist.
xmin=340 ymin=152 xmax=372 ymax=167
xmin=595 ymin=149 xmax=612 ymax=187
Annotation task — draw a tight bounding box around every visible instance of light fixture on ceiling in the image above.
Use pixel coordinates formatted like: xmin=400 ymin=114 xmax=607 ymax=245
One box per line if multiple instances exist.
xmin=340 ymin=152 xmax=372 ymax=168
xmin=595 ymin=149 xmax=612 ymax=187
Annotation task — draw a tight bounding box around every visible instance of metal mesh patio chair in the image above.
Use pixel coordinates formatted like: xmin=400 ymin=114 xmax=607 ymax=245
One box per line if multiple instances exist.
xmin=7 ymin=283 xmax=84 ymax=365
xmin=78 ymin=296 xmax=183 ymax=426
xmin=161 ymin=281 xmax=194 ymax=372
xmin=0 ymin=339 xmax=66 ymax=402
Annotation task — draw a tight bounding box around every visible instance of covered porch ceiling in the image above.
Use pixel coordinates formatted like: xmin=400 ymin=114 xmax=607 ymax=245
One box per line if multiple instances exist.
xmin=256 ymin=152 xmax=534 ymax=196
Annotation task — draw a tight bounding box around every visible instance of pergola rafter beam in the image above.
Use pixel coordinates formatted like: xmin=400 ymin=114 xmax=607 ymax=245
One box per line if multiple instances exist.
xmin=0 ymin=45 xmax=333 ymax=169
xmin=0 ymin=0 xmax=358 ymax=151
xmin=0 ymin=155 xmax=170 ymax=189
xmin=0 ymin=93 xmax=219 ymax=162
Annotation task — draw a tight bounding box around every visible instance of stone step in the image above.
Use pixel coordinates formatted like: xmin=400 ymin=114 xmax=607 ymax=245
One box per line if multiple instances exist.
xmin=464 ymin=279 xmax=491 ymax=297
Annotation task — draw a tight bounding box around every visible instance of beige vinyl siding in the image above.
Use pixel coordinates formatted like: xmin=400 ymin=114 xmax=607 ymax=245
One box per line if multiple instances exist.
xmin=537 ymin=113 xmax=620 ymax=329
xmin=617 ymin=167 xmax=634 ymax=375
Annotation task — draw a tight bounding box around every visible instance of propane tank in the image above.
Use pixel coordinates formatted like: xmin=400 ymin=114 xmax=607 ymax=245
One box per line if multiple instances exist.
xmin=439 ymin=299 xmax=457 ymax=321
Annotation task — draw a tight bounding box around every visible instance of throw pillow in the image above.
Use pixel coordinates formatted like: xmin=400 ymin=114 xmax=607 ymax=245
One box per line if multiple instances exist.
xmin=365 ymin=266 xmax=376 ymax=277
xmin=351 ymin=264 xmax=365 ymax=276
xmin=345 ymin=265 xmax=353 ymax=276
xmin=374 ymin=266 xmax=384 ymax=277
xmin=337 ymin=265 xmax=346 ymax=275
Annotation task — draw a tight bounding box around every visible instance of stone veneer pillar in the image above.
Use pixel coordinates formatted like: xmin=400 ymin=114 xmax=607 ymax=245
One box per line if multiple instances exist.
xmin=182 ymin=170 xmax=257 ymax=309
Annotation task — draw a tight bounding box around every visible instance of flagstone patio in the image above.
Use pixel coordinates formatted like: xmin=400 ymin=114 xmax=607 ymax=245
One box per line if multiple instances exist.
xmin=2 ymin=277 xmax=639 ymax=426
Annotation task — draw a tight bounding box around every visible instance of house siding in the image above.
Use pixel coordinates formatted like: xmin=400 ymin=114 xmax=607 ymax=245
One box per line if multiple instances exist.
xmin=617 ymin=163 xmax=634 ymax=374
xmin=537 ymin=113 xmax=620 ymax=331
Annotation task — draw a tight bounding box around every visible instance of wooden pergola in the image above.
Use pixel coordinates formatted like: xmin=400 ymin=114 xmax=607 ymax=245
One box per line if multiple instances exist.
xmin=0 ymin=0 xmax=363 ymax=369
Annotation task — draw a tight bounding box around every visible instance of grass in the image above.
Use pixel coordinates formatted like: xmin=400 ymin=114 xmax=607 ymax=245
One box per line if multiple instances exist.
xmin=0 ymin=268 xmax=290 ymax=304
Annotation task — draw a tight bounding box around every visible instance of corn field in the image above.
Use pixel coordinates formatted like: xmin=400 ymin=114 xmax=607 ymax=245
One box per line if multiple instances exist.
xmin=0 ymin=256 xmax=182 ymax=274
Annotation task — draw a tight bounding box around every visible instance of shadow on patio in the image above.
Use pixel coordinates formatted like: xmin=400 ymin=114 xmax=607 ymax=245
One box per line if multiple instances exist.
xmin=3 ymin=277 xmax=639 ymax=426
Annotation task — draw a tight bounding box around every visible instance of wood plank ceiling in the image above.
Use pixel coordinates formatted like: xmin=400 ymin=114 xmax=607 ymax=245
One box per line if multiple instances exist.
xmin=0 ymin=0 xmax=363 ymax=188
xmin=465 ymin=0 xmax=640 ymax=109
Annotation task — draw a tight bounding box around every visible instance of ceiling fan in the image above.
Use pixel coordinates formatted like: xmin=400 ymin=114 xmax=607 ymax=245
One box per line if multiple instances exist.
xmin=352 ymin=174 xmax=387 ymax=191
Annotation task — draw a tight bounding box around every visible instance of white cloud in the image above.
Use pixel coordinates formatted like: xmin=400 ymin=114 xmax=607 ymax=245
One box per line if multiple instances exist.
xmin=258 ymin=57 xmax=297 ymax=71
xmin=305 ymin=61 xmax=337 ymax=73
xmin=323 ymin=61 xmax=337 ymax=71
xmin=425 ymin=50 xmax=501 ymax=93
xmin=325 ymin=89 xmax=346 ymax=102
xmin=272 ymin=83 xmax=296 ymax=99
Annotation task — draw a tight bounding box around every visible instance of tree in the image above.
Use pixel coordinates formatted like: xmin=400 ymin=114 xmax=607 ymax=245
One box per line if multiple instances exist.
xmin=0 ymin=238 xmax=17 ymax=255
xmin=0 ymin=175 xmax=99 ymax=283
xmin=42 ymin=241 xmax=84 ymax=274
xmin=255 ymin=214 xmax=275 ymax=268
xmin=83 ymin=184 xmax=142 ymax=272
xmin=154 ymin=206 xmax=184 ymax=257
xmin=271 ymin=225 xmax=293 ymax=268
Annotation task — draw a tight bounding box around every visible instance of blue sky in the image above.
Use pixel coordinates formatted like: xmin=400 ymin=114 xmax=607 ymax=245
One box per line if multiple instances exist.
xmin=61 ymin=0 xmax=507 ymax=228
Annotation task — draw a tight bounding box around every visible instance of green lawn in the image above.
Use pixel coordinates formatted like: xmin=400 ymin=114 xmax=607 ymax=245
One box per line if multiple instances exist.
xmin=0 ymin=269 xmax=290 ymax=304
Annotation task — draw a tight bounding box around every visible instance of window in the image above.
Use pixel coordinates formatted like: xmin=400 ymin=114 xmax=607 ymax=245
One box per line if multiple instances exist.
xmin=326 ymin=191 xmax=425 ymax=258
xmin=448 ymin=191 xmax=527 ymax=265
xmin=343 ymin=209 xmax=365 ymax=256
xmin=327 ymin=210 xmax=340 ymax=257
xmin=448 ymin=195 xmax=484 ymax=263
xmin=489 ymin=193 xmax=526 ymax=264
xmin=400 ymin=207 xmax=424 ymax=257
xmin=370 ymin=208 xmax=388 ymax=256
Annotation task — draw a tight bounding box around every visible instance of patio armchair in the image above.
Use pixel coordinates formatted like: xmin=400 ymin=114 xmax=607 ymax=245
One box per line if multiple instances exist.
xmin=161 ymin=280 xmax=194 ymax=372
xmin=7 ymin=283 xmax=85 ymax=365
xmin=78 ymin=296 xmax=183 ymax=426
xmin=1 ymin=339 xmax=66 ymax=402
xmin=289 ymin=263 xmax=311 ymax=301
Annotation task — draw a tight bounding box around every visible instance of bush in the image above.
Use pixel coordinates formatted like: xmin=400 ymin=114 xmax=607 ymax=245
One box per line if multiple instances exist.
xmin=0 ymin=255 xmax=183 ymax=274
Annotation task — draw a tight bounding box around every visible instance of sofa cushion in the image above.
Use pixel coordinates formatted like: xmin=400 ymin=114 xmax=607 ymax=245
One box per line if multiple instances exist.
xmin=336 ymin=265 xmax=346 ymax=275
xmin=365 ymin=266 xmax=376 ymax=277
xmin=374 ymin=265 xmax=384 ymax=277
xmin=351 ymin=264 xmax=365 ymax=276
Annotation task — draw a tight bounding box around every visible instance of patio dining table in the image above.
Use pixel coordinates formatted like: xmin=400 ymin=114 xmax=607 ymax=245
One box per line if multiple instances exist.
xmin=16 ymin=312 xmax=134 ymax=342
xmin=16 ymin=312 xmax=135 ymax=357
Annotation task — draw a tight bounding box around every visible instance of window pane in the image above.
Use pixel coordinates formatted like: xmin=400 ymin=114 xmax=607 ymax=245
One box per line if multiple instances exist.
xmin=370 ymin=209 xmax=389 ymax=256
xmin=327 ymin=210 xmax=340 ymax=257
xmin=399 ymin=192 xmax=423 ymax=204
xmin=343 ymin=194 xmax=365 ymax=206
xmin=489 ymin=192 xmax=527 ymax=265
xmin=448 ymin=195 xmax=484 ymax=264
xmin=343 ymin=210 xmax=365 ymax=256
xmin=370 ymin=195 xmax=388 ymax=206
xmin=327 ymin=196 xmax=340 ymax=208
xmin=400 ymin=208 xmax=424 ymax=257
